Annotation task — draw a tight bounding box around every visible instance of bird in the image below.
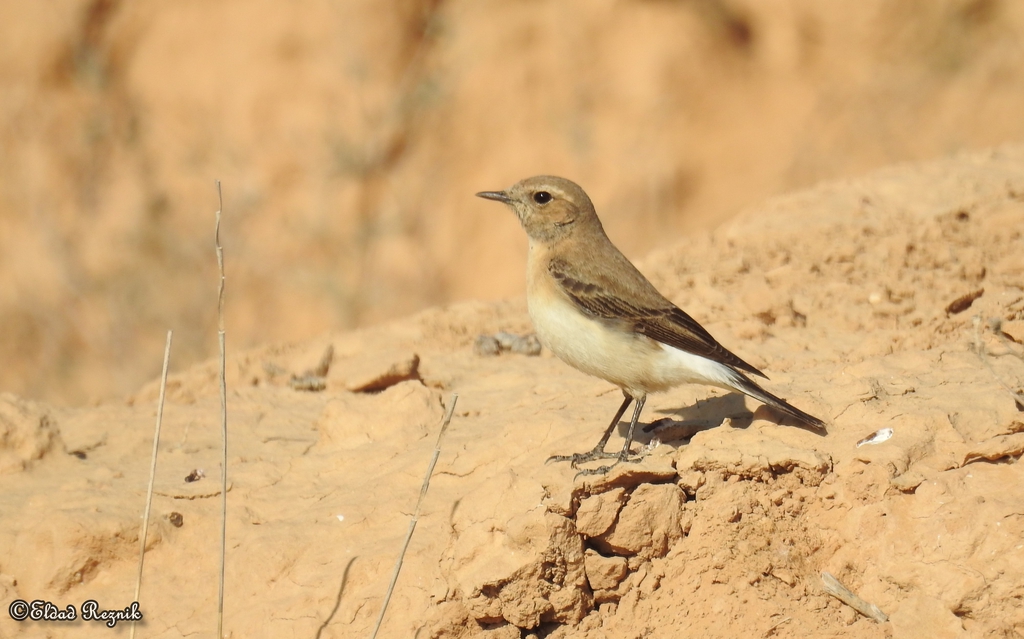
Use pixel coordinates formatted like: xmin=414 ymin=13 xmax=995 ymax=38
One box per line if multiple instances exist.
xmin=476 ymin=175 xmax=826 ymax=474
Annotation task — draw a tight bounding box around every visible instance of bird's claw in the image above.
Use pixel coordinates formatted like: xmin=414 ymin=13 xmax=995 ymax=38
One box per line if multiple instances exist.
xmin=547 ymin=448 xmax=648 ymax=476
xmin=546 ymin=449 xmax=621 ymax=468
xmin=572 ymin=454 xmax=646 ymax=478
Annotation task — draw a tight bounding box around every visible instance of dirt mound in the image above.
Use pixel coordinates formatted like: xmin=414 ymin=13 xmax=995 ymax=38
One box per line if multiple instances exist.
xmin=1 ymin=147 xmax=1023 ymax=638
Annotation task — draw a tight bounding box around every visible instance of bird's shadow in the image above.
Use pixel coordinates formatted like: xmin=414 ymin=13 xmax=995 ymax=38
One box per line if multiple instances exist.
xmin=622 ymin=393 xmax=824 ymax=447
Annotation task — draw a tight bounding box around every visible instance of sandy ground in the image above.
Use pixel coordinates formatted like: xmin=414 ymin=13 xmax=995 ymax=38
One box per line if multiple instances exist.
xmin=4 ymin=0 xmax=1024 ymax=404
xmin=2 ymin=146 xmax=1023 ymax=638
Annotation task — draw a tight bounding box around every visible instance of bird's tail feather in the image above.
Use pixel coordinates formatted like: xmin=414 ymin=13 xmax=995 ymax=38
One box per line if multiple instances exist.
xmin=730 ymin=372 xmax=826 ymax=431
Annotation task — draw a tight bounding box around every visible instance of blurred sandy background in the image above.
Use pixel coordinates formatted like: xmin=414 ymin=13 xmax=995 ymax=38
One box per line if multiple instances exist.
xmin=3 ymin=0 xmax=1024 ymax=405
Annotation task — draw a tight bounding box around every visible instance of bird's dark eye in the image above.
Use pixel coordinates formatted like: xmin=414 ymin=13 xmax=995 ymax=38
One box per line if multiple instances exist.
xmin=533 ymin=191 xmax=552 ymax=204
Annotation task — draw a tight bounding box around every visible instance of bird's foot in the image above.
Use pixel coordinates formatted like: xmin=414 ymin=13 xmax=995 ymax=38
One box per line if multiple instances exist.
xmin=546 ymin=448 xmax=621 ymax=468
xmin=572 ymin=452 xmax=647 ymax=477
xmin=547 ymin=447 xmax=649 ymax=476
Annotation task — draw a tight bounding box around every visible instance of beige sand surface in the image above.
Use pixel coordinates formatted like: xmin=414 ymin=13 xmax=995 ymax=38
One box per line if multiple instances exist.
xmin=2 ymin=147 xmax=1023 ymax=638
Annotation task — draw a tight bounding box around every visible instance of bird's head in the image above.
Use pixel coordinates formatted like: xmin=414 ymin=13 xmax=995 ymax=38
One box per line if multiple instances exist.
xmin=476 ymin=175 xmax=601 ymax=244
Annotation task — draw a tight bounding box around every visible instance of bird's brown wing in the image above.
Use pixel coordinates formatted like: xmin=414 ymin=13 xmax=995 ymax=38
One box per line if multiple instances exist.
xmin=548 ymin=257 xmax=767 ymax=379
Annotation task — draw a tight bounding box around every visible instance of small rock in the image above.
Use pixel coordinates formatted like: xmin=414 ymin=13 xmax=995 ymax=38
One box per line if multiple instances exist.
xmin=509 ymin=334 xmax=542 ymax=356
xmin=720 ymin=504 xmax=741 ymax=523
xmin=890 ymin=470 xmax=926 ymax=493
xmin=592 ymin=483 xmax=687 ymax=558
xmin=474 ymin=335 xmax=501 ymax=356
xmin=584 ymin=549 xmax=628 ymax=591
xmin=676 ymin=470 xmax=705 ymax=497
xmin=575 ymin=488 xmax=627 ymax=538
xmin=840 ymin=606 xmax=858 ymax=626
xmin=290 ymin=375 xmax=327 ymax=392
xmin=494 ymin=332 xmax=518 ymax=350
xmin=474 ymin=332 xmax=542 ymax=357
xmin=772 ymin=568 xmax=796 ymax=586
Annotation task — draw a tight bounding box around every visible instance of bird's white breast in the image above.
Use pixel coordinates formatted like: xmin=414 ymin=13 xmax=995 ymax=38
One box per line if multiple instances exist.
xmin=527 ymin=284 xmax=738 ymax=397
xmin=524 ymin=240 xmax=743 ymax=397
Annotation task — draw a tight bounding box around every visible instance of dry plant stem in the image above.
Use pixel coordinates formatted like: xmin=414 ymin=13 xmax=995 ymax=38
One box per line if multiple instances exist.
xmin=130 ymin=330 xmax=173 ymax=639
xmin=370 ymin=393 xmax=459 ymax=639
xmin=765 ymin=616 xmax=792 ymax=637
xmin=820 ymin=572 xmax=888 ymax=623
xmin=315 ymin=556 xmax=359 ymax=639
xmin=215 ymin=181 xmax=229 ymax=639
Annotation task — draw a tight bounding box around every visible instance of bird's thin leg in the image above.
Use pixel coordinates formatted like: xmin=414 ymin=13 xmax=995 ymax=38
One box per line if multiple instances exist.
xmin=547 ymin=393 xmax=632 ymax=467
xmin=576 ymin=396 xmax=648 ymax=476
xmin=618 ymin=395 xmax=646 ymax=459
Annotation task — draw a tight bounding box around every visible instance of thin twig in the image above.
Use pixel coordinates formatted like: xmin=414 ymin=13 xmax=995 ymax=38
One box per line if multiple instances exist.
xmin=215 ymin=181 xmax=229 ymax=639
xmin=820 ymin=572 xmax=888 ymax=623
xmin=130 ymin=330 xmax=173 ymax=639
xmin=315 ymin=556 xmax=358 ymax=639
xmin=763 ymin=616 xmax=791 ymax=637
xmin=370 ymin=393 xmax=458 ymax=639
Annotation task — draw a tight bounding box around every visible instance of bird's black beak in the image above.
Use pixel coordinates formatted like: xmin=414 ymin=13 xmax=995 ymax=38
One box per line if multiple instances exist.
xmin=475 ymin=190 xmax=512 ymax=204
